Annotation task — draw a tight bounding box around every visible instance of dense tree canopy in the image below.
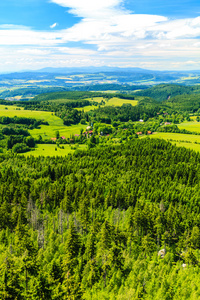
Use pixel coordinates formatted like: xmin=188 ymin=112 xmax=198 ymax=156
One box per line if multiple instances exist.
xmin=0 ymin=139 xmax=200 ymax=298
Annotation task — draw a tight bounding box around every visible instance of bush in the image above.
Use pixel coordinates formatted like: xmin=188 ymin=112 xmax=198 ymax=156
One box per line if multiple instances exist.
xmin=12 ymin=143 xmax=30 ymax=153
xmin=80 ymin=119 xmax=87 ymax=125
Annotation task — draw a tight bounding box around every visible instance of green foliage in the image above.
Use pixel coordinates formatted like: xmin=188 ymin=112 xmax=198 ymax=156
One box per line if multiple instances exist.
xmin=136 ymin=83 xmax=200 ymax=102
xmin=32 ymin=91 xmax=110 ymax=102
xmin=88 ymin=101 xmax=161 ymax=124
xmin=0 ymin=116 xmax=48 ymax=127
xmin=166 ymin=94 xmax=200 ymax=113
xmin=12 ymin=143 xmax=30 ymax=153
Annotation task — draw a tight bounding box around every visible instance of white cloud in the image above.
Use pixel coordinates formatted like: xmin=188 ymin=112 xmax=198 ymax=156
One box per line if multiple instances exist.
xmin=0 ymin=24 xmax=30 ymax=30
xmin=57 ymin=47 xmax=96 ymax=55
xmin=49 ymin=0 xmax=125 ymax=18
xmin=0 ymin=0 xmax=200 ymax=71
xmin=17 ymin=48 xmax=51 ymax=55
xmin=50 ymin=23 xmax=58 ymax=29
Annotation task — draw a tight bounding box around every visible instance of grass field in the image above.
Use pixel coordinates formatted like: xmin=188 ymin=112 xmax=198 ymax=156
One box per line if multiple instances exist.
xmin=105 ymin=97 xmax=138 ymax=106
xmin=0 ymin=105 xmax=88 ymax=156
xmin=0 ymin=105 xmax=59 ymax=122
xmin=76 ymin=105 xmax=98 ymax=112
xmin=0 ymin=104 xmax=24 ymax=111
xmin=23 ymin=144 xmax=87 ymax=157
xmin=76 ymin=97 xmax=138 ymax=112
xmin=31 ymin=123 xmax=85 ymax=140
xmin=178 ymin=120 xmax=200 ymax=133
xmin=0 ymin=105 xmax=87 ymax=140
xmin=148 ymin=132 xmax=200 ymax=152
xmin=49 ymin=96 xmax=138 ymax=107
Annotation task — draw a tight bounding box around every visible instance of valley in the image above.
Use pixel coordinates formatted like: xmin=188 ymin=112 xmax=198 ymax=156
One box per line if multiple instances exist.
xmin=1 ymin=74 xmax=200 ymax=298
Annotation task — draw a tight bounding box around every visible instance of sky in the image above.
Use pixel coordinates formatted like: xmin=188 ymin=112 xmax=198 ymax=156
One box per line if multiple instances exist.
xmin=0 ymin=0 xmax=200 ymax=72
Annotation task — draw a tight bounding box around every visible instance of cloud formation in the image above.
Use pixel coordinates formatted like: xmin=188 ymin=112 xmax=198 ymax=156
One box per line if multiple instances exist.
xmin=50 ymin=23 xmax=58 ymax=29
xmin=0 ymin=0 xmax=200 ymax=71
xmin=49 ymin=0 xmax=125 ymax=18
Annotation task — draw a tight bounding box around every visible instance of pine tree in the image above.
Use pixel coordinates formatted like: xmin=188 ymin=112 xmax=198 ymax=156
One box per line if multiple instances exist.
xmin=62 ymin=221 xmax=82 ymax=299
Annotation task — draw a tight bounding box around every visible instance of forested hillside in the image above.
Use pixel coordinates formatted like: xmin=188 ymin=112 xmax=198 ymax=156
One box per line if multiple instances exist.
xmin=165 ymin=94 xmax=200 ymax=113
xmin=135 ymin=84 xmax=200 ymax=101
xmin=1 ymin=139 xmax=200 ymax=299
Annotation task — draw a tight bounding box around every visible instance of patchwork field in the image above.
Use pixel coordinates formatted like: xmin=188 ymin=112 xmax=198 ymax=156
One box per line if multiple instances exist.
xmin=148 ymin=132 xmax=200 ymax=152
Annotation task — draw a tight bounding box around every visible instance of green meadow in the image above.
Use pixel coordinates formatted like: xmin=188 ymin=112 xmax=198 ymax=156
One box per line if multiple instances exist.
xmin=178 ymin=120 xmax=200 ymax=133
xmin=0 ymin=105 xmax=86 ymax=140
xmin=23 ymin=144 xmax=87 ymax=157
xmin=0 ymin=105 xmax=57 ymax=122
xmin=75 ymin=97 xmax=138 ymax=112
xmin=148 ymin=132 xmax=200 ymax=152
xmin=105 ymin=97 xmax=138 ymax=106
xmin=49 ymin=96 xmax=138 ymax=107
xmin=0 ymin=104 xmax=24 ymax=111
xmin=31 ymin=123 xmax=85 ymax=140
xmin=76 ymin=105 xmax=98 ymax=112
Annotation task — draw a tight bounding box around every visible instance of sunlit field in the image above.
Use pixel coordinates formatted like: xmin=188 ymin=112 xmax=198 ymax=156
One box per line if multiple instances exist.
xmin=178 ymin=120 xmax=200 ymax=133
xmin=30 ymin=123 xmax=85 ymax=140
xmin=148 ymin=132 xmax=200 ymax=152
xmin=105 ymin=97 xmax=138 ymax=106
xmin=0 ymin=105 xmax=87 ymax=140
xmin=23 ymin=143 xmax=87 ymax=157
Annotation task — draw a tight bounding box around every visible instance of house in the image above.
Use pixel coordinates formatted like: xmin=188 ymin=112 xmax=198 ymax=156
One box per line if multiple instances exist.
xmin=136 ymin=132 xmax=142 ymax=135
xmin=147 ymin=131 xmax=152 ymax=135
xmin=139 ymin=119 xmax=144 ymax=122
xmin=164 ymin=122 xmax=171 ymax=125
xmin=61 ymin=136 xmax=66 ymax=139
xmin=51 ymin=137 xmax=57 ymax=141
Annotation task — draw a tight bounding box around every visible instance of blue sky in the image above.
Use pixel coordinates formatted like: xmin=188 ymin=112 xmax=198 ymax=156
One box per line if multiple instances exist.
xmin=0 ymin=0 xmax=200 ymax=72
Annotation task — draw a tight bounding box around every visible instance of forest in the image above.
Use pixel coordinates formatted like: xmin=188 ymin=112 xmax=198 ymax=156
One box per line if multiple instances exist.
xmin=0 ymin=139 xmax=200 ymax=299
xmin=0 ymin=85 xmax=200 ymax=298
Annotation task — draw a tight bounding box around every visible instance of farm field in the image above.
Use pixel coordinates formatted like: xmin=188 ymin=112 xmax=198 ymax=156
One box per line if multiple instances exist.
xmin=178 ymin=120 xmax=200 ymax=133
xmin=0 ymin=104 xmax=24 ymax=111
xmin=105 ymin=97 xmax=138 ymax=106
xmin=0 ymin=105 xmax=59 ymax=123
xmin=23 ymin=144 xmax=87 ymax=157
xmin=30 ymin=123 xmax=85 ymax=140
xmin=76 ymin=105 xmax=98 ymax=112
xmin=148 ymin=132 xmax=200 ymax=152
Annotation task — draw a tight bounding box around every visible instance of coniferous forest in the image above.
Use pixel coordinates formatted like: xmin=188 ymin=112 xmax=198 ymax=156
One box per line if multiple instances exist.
xmin=1 ymin=138 xmax=200 ymax=299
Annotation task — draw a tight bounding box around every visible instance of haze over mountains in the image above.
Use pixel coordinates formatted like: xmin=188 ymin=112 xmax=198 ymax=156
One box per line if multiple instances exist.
xmin=36 ymin=66 xmax=200 ymax=74
xmin=0 ymin=67 xmax=200 ymax=91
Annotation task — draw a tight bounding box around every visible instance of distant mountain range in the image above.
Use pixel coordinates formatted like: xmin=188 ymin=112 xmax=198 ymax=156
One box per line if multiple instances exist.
xmin=36 ymin=66 xmax=200 ymax=75
xmin=0 ymin=67 xmax=200 ymax=97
